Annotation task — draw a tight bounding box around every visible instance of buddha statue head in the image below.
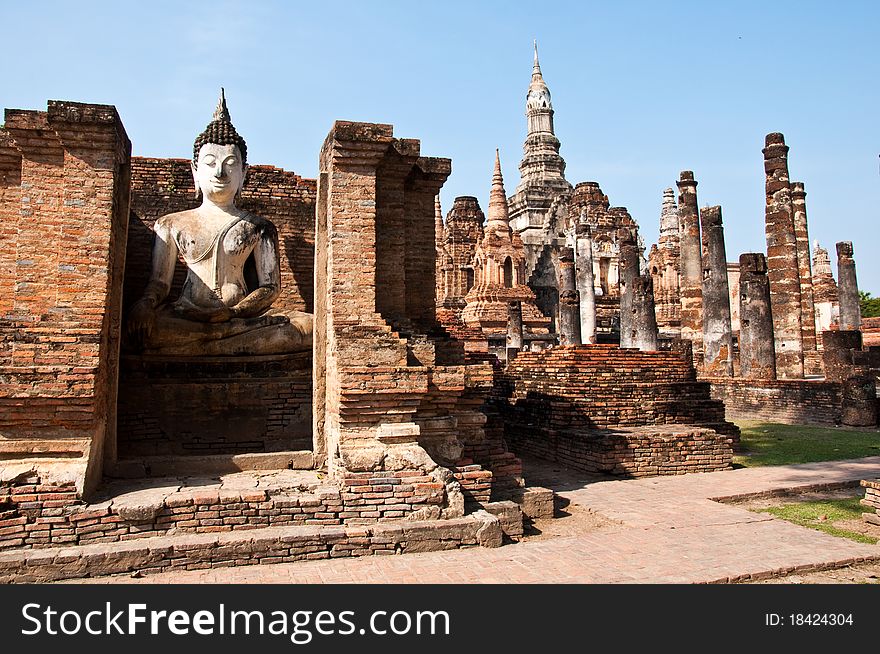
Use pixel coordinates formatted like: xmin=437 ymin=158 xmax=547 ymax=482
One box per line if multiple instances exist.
xmin=191 ymin=89 xmax=249 ymax=205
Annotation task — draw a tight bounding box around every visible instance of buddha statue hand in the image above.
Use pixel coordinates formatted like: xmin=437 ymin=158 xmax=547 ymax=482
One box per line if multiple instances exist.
xmin=128 ymin=297 xmax=157 ymax=348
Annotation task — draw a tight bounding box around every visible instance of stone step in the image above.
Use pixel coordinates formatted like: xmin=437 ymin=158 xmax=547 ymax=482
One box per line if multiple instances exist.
xmin=0 ymin=511 xmax=504 ymax=583
xmin=109 ymin=450 xmax=315 ymax=478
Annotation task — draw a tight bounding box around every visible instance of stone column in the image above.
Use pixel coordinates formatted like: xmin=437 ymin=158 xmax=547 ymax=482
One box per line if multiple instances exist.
xmin=617 ymin=228 xmax=639 ymax=348
xmin=558 ymin=246 xmax=582 ymax=346
xmin=790 ymin=182 xmax=819 ymax=373
xmin=763 ymin=132 xmax=804 ymax=379
xmin=836 ymin=241 xmax=860 ymax=331
xmin=575 ymin=221 xmax=597 ymax=344
xmin=677 ymin=171 xmax=703 ymax=361
xmin=506 ymin=301 xmax=523 ymax=356
xmin=631 ymin=275 xmax=659 ymax=351
xmin=738 ymin=253 xmax=776 ymax=380
xmin=700 ymin=206 xmax=734 ymax=376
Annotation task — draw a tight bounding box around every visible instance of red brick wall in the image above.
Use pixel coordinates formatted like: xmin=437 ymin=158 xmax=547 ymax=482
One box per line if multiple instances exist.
xmin=708 ymin=378 xmax=843 ymax=426
xmin=0 ymin=102 xmax=131 ymax=493
xmin=116 ymin=354 xmax=312 ymax=457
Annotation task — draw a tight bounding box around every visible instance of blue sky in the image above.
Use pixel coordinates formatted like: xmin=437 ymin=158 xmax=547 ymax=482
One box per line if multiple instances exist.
xmin=3 ymin=1 xmax=878 ymax=291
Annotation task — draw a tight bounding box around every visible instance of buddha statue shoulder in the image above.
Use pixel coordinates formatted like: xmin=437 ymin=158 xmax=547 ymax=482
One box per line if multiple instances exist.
xmin=126 ymin=90 xmax=312 ymax=356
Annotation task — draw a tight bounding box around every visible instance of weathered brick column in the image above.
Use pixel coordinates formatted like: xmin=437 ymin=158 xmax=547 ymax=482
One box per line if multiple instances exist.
xmin=700 ymin=205 xmax=734 ymax=376
xmin=836 ymin=241 xmax=860 ymax=331
xmin=0 ymin=101 xmax=131 ymax=496
xmin=821 ymin=330 xmax=862 ymax=382
xmin=812 ymin=242 xmax=839 ymax=345
xmin=506 ymin=301 xmax=524 ymax=355
xmin=575 ymin=221 xmax=596 ymax=344
xmin=558 ymin=246 xmax=581 ymax=345
xmin=677 ymin=171 xmax=703 ymax=362
xmin=790 ymin=182 xmax=819 ymax=373
xmin=763 ymin=133 xmax=804 ymax=379
xmin=314 ymin=121 xmax=496 ymax=518
xmin=631 ymin=275 xmax=659 ymax=351
xmin=738 ymin=253 xmax=776 ymax=380
xmin=617 ymin=228 xmax=639 ymax=348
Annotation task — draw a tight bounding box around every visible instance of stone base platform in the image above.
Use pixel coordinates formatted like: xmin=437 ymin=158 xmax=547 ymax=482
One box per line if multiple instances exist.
xmin=504 ymin=424 xmax=734 ymax=477
xmin=861 ymin=478 xmax=880 ymax=525
xmin=1 ymin=464 xmax=536 ymax=553
xmin=117 ymin=353 xmax=313 ymax=457
xmin=0 ymin=512 xmax=504 ymax=583
xmin=108 ymin=450 xmax=315 ymax=478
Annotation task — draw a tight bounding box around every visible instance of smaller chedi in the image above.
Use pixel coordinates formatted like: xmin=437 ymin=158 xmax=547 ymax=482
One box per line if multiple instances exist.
xmin=461 ymin=150 xmax=550 ymax=341
xmin=127 ymin=90 xmax=312 ymax=355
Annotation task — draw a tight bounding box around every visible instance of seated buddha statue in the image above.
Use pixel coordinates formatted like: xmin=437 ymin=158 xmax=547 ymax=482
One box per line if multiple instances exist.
xmin=126 ymin=90 xmax=312 ymax=356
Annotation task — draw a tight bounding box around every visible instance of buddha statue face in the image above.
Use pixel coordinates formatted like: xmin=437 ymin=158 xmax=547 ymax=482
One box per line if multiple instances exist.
xmin=192 ymin=143 xmax=247 ymax=206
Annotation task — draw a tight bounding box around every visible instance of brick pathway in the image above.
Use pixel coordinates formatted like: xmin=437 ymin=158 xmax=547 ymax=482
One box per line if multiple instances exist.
xmin=68 ymin=457 xmax=880 ymax=584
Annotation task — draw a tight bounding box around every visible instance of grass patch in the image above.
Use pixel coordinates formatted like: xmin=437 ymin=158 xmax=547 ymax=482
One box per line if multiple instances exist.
xmin=734 ymin=421 xmax=880 ymax=467
xmin=756 ymin=497 xmax=877 ymax=544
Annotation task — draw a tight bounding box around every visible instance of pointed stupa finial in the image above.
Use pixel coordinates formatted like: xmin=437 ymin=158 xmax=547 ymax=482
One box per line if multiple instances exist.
xmin=532 ymin=40 xmax=543 ymax=81
xmin=435 ymin=194 xmax=445 ymax=246
xmin=213 ymin=87 xmax=231 ymax=123
xmin=487 ymin=149 xmax=510 ymax=232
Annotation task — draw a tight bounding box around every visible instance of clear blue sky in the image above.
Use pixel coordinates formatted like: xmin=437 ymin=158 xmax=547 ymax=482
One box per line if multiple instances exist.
xmin=3 ymin=1 xmax=878 ymax=292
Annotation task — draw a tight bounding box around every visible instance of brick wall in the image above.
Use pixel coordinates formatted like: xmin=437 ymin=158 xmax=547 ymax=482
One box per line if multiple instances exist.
xmin=116 ymin=354 xmax=312 ymax=457
xmin=0 ymin=467 xmax=460 ymax=550
xmin=0 ymin=101 xmax=131 ymax=495
xmin=504 ymin=425 xmax=733 ymax=477
xmin=497 ymin=345 xmax=738 ymax=434
xmin=708 ymin=377 xmax=843 ymax=426
xmin=493 ymin=345 xmax=737 ymax=476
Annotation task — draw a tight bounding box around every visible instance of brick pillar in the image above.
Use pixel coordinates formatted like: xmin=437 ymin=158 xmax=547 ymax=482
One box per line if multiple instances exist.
xmin=575 ymin=222 xmax=596 ymax=344
xmin=631 ymin=274 xmax=659 ymax=351
xmin=558 ymin=246 xmax=581 ymax=346
xmin=790 ymin=182 xmax=819 ymax=374
xmin=506 ymin=301 xmax=523 ymax=356
xmin=404 ymin=157 xmax=449 ymax=332
xmin=836 ymin=241 xmax=860 ymax=330
xmin=738 ymin=253 xmax=776 ymax=380
xmin=376 ymin=143 xmax=418 ymax=331
xmin=617 ymin=228 xmax=639 ymax=348
xmin=677 ymin=171 xmax=703 ymax=363
xmin=0 ymin=101 xmax=131 ymax=496
xmin=763 ymin=132 xmax=804 ymax=379
xmin=700 ymin=206 xmax=734 ymax=376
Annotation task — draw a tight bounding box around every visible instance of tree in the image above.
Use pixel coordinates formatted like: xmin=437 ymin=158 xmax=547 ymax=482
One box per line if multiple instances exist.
xmin=859 ymin=291 xmax=880 ymax=318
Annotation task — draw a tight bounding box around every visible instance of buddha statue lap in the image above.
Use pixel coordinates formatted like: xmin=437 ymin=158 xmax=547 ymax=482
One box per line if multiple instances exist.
xmin=127 ymin=91 xmax=312 ymax=356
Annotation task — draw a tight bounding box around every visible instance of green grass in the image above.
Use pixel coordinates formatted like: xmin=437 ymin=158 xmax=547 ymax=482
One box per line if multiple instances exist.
xmin=756 ymin=497 xmax=877 ymax=544
xmin=733 ymin=421 xmax=880 ymax=467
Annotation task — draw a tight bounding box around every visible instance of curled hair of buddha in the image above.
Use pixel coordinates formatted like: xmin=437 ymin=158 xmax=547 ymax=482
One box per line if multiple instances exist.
xmin=193 ymin=88 xmax=248 ymax=166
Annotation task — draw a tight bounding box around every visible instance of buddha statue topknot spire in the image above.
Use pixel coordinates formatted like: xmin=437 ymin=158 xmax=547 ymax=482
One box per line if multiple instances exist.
xmin=193 ymin=87 xmax=248 ymax=166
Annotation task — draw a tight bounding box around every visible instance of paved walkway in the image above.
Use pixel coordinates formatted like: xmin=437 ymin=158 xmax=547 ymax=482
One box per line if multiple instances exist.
xmin=71 ymin=457 xmax=880 ymax=584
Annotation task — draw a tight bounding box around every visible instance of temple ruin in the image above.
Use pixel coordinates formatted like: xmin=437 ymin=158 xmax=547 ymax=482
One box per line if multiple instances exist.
xmin=0 ymin=43 xmax=875 ymax=582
